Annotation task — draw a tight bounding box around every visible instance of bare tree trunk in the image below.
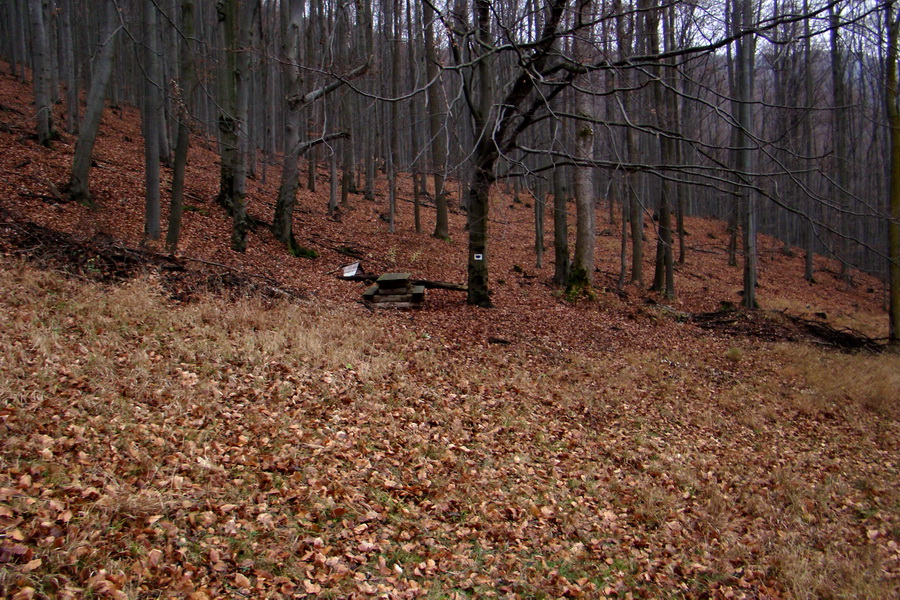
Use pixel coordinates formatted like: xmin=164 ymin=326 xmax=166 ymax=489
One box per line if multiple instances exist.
xmin=167 ymin=0 xmax=198 ymax=252
xmin=466 ymin=0 xmax=495 ymax=307
xmin=830 ymin=2 xmax=851 ymax=285
xmin=616 ymin=0 xmax=642 ymax=285
xmin=46 ymin=0 xmax=58 ymax=104
xmin=341 ymin=90 xmax=353 ymax=208
xmin=142 ymin=0 xmax=162 ymax=241
xmin=406 ymin=0 xmax=421 ymax=234
xmin=735 ymin=0 xmax=758 ymax=308
xmin=157 ymin=0 xmax=174 ymax=170
xmin=535 ymin=186 xmax=544 ymax=269
xmin=569 ymin=0 xmax=596 ymax=292
xmin=339 ymin=6 xmax=353 ymax=210
xmin=802 ymin=0 xmax=816 ymax=282
xmin=28 ymin=0 xmax=54 ymax=146
xmin=329 ymin=143 xmax=338 ymax=218
xmin=886 ymin=0 xmax=900 ymax=345
xmin=387 ymin=0 xmax=400 ymax=233
xmin=216 ymin=0 xmax=251 ymax=252
xmin=423 ymin=0 xmax=450 ymax=239
xmin=648 ymin=0 xmax=674 ymax=298
xmin=61 ymin=0 xmax=78 ymax=134
xmin=67 ymin=0 xmax=117 ymax=208
xmin=361 ymin=0 xmax=375 ymax=202
xmin=14 ymin=0 xmax=28 ymax=82
xmin=553 ymin=162 xmax=571 ymax=285
xmin=618 ymin=174 xmax=629 ymax=289
xmin=274 ymin=0 xmax=304 ymax=250
xmin=216 ymin=0 xmax=239 ymax=216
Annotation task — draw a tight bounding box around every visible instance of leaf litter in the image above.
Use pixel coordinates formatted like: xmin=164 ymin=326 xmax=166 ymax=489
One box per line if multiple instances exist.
xmin=0 ymin=63 xmax=898 ymax=599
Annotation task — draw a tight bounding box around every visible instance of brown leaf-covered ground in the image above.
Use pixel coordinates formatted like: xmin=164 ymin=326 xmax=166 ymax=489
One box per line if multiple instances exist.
xmin=1 ymin=67 xmax=899 ymax=599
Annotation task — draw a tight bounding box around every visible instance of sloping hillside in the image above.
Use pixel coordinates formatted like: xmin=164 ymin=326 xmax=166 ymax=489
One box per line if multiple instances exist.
xmin=1 ymin=67 xmax=899 ymax=599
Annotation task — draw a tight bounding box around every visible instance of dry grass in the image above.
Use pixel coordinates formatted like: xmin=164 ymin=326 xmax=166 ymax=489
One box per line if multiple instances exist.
xmin=774 ymin=344 xmax=900 ymax=418
xmin=1 ymin=257 xmax=899 ymax=599
xmin=761 ymin=296 xmax=889 ymax=341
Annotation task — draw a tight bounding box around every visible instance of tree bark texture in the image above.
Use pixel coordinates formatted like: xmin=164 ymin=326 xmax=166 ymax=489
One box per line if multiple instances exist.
xmin=27 ymin=0 xmax=53 ymax=146
xmin=886 ymin=0 xmax=900 ymax=344
xmin=569 ymin=0 xmax=596 ymax=291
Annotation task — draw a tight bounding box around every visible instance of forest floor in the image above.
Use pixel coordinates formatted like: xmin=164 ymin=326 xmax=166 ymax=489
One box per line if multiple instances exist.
xmin=1 ymin=67 xmax=900 ymax=599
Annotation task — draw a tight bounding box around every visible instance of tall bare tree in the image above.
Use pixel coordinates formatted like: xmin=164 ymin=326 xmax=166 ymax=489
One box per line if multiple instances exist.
xmin=27 ymin=0 xmax=54 ymax=146
xmin=569 ymin=0 xmax=596 ymax=292
xmin=142 ymin=0 xmax=162 ymax=241
xmin=886 ymin=0 xmax=900 ymax=345
xmin=423 ymin=0 xmax=451 ymax=240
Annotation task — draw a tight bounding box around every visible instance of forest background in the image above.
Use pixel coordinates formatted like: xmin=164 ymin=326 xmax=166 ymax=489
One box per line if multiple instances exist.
xmin=1 ymin=0 xmax=900 ymax=598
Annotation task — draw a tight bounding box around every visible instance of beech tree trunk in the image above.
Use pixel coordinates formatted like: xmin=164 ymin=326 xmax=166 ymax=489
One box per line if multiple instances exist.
xmin=216 ymin=0 xmax=251 ymax=252
xmin=569 ymin=0 xmax=596 ymax=292
xmin=142 ymin=0 xmax=162 ymax=241
xmin=616 ymin=0 xmax=643 ymax=286
xmin=830 ymin=3 xmax=851 ymax=284
xmin=553 ymin=163 xmax=571 ymax=285
xmin=27 ymin=0 xmax=53 ymax=146
xmin=274 ymin=0 xmax=304 ymax=251
xmin=535 ymin=185 xmax=545 ymax=269
xmin=886 ymin=0 xmax=900 ymax=345
xmin=648 ymin=0 xmax=674 ymax=298
xmin=61 ymin=0 xmax=78 ymax=134
xmin=736 ymin=0 xmax=758 ymax=308
xmin=466 ymin=0 xmax=496 ymax=307
xmin=423 ymin=0 xmax=450 ymax=240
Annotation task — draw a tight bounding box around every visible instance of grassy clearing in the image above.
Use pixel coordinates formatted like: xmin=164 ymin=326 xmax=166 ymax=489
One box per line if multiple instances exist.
xmin=1 ymin=257 xmax=898 ymax=599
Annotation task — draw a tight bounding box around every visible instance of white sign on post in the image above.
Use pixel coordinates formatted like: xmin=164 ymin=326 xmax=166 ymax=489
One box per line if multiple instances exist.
xmin=474 ymin=254 xmax=483 ymax=261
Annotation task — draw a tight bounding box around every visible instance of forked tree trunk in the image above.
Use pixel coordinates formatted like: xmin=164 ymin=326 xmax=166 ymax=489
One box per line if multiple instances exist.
xmin=68 ymin=0 xmax=117 ymax=207
xmin=167 ymin=0 xmax=198 ymax=252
